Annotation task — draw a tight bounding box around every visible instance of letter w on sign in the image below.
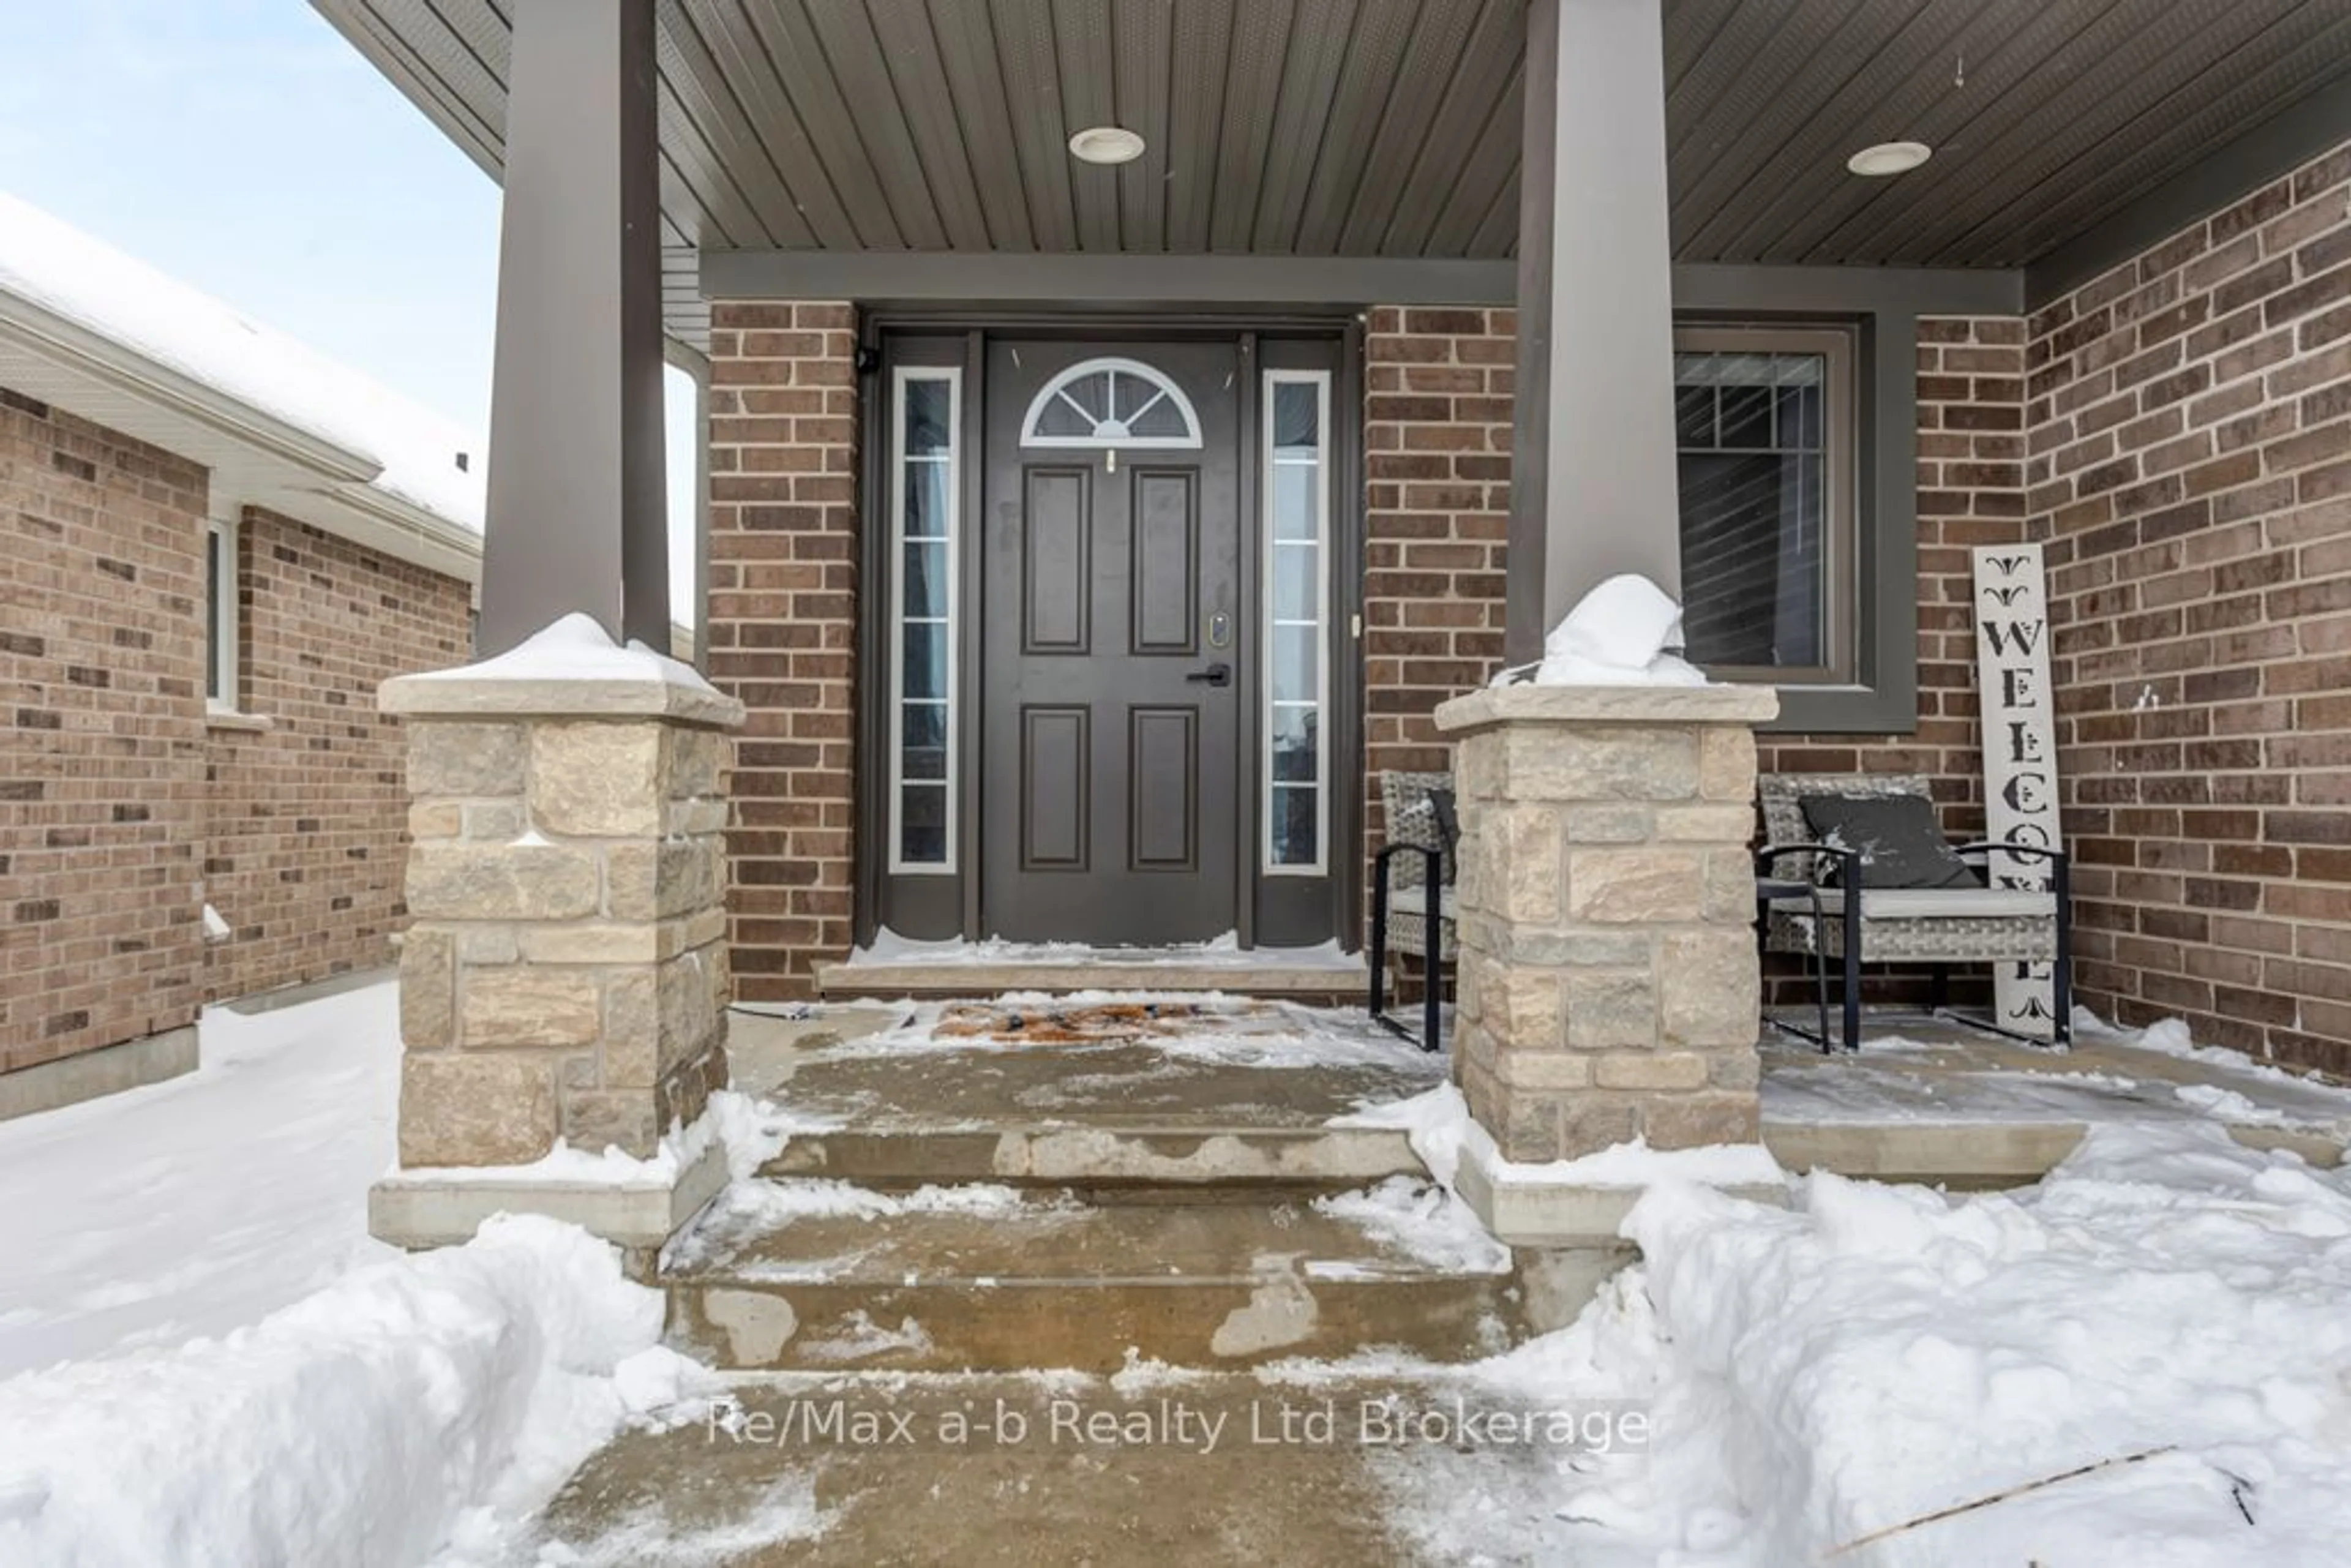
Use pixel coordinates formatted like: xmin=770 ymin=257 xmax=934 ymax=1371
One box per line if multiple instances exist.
xmin=1973 ymin=544 xmax=2061 ymax=1040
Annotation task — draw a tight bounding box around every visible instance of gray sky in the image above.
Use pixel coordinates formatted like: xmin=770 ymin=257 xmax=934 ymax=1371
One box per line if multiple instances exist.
xmin=1 ymin=0 xmax=700 ymax=623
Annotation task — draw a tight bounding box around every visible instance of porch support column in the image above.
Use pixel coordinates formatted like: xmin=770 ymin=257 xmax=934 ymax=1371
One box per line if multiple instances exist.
xmin=476 ymin=0 xmax=669 ymax=655
xmin=1507 ymin=0 xmax=1682 ymax=666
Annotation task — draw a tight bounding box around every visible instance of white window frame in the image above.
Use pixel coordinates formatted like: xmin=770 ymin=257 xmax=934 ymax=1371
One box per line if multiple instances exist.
xmin=1261 ymin=369 xmax=1330 ymax=877
xmin=888 ymin=366 xmax=961 ymax=876
xmin=1018 ymin=356 xmax=1204 ymax=450
xmin=204 ymin=514 xmax=238 ymax=713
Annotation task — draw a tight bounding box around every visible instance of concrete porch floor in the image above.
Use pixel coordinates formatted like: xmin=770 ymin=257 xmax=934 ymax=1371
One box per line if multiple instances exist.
xmin=732 ymin=1001 xmax=2351 ymax=1191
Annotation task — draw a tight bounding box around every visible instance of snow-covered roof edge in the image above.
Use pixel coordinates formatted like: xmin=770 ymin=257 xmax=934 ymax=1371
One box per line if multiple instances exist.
xmin=0 ymin=190 xmax=485 ymax=541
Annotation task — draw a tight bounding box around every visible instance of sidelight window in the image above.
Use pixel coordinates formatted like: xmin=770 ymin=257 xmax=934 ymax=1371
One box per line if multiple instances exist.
xmin=1262 ymin=370 xmax=1329 ymax=875
xmin=890 ymin=366 xmax=960 ymax=873
xmin=204 ymin=515 xmax=236 ymax=711
xmin=1673 ymin=326 xmax=1856 ymax=683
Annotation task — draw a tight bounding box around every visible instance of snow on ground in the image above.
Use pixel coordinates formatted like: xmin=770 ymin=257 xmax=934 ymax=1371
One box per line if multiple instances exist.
xmin=0 ymin=976 xmax=401 ymax=1379
xmin=1763 ymin=1012 xmax=2351 ymax=1138
xmin=0 ymin=1214 xmax=713 ymax=1568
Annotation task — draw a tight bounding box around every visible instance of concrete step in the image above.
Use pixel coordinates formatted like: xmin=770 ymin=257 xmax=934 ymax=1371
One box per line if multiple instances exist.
xmin=811 ymin=956 xmax=1368 ymax=1001
xmin=759 ymin=1123 xmax=1423 ymax=1194
xmin=664 ymin=1179 xmax=1525 ymax=1374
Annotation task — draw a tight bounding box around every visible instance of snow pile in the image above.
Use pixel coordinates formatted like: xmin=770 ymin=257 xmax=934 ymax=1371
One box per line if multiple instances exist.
xmin=0 ymin=1215 xmax=710 ymax=1567
xmin=0 ymin=190 xmax=482 ymax=531
xmin=1550 ymin=1122 xmax=2351 ymax=1564
xmin=1311 ymin=1177 xmax=1513 ymax=1275
xmin=1334 ymin=1082 xmax=1783 ymax=1193
xmin=1493 ymin=574 xmax=1711 ymax=689
xmin=402 ymin=612 xmax=718 ymax=696
xmin=390 ymin=1086 xmax=806 ymax=1190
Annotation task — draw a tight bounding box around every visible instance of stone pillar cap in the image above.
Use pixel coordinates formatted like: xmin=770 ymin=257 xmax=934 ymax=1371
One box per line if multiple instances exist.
xmin=380 ymin=612 xmax=745 ymax=728
xmin=1436 ymin=681 xmax=1779 ymax=734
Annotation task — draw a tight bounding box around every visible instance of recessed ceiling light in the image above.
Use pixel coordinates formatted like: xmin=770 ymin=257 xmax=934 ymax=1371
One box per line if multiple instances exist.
xmin=1068 ymin=126 xmax=1146 ymax=166
xmin=1847 ymin=141 xmax=1932 ymax=177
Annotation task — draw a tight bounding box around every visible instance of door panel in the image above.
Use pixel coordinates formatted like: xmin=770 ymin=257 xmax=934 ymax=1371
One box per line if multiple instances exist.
xmin=983 ymin=339 xmax=1241 ymax=943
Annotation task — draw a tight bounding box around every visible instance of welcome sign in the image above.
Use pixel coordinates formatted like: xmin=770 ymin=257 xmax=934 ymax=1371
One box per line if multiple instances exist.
xmin=1972 ymin=544 xmax=2061 ymax=1040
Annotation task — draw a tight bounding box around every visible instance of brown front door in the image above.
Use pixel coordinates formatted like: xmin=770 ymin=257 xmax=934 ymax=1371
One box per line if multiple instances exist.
xmin=980 ymin=340 xmax=1243 ymax=943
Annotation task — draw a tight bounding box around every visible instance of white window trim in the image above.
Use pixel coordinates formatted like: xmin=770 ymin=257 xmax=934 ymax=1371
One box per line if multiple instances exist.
xmin=1261 ymin=369 xmax=1330 ymax=877
xmin=204 ymin=514 xmax=239 ymax=715
xmin=888 ymin=366 xmax=961 ymax=876
xmin=1018 ymin=355 xmax=1204 ymax=450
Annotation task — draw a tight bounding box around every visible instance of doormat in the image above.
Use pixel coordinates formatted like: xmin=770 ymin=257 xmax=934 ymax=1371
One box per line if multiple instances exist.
xmin=930 ymin=999 xmax=1283 ymax=1046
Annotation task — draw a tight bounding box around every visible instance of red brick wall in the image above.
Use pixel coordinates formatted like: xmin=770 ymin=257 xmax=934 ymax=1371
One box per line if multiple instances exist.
xmin=1752 ymin=318 xmax=2031 ymax=835
xmin=0 ymin=393 xmax=209 ymax=1072
xmin=2028 ymin=138 xmax=2351 ymax=1073
xmin=201 ymin=507 xmax=471 ymax=1000
xmin=703 ymin=301 xmax=860 ymax=1002
xmin=1361 ymin=308 xmax=1515 ymax=893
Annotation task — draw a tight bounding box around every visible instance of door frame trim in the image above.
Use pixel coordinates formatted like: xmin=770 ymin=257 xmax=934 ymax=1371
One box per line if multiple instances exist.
xmin=854 ymin=309 xmax=1366 ymax=953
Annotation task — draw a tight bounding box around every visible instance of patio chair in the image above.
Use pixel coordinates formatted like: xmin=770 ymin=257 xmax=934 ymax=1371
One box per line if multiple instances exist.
xmin=1367 ymin=770 xmax=1455 ymax=1052
xmin=1756 ymin=773 xmax=2072 ymax=1052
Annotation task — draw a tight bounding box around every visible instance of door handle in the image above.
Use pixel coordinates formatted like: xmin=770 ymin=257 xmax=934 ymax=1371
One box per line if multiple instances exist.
xmin=1185 ymin=662 xmax=1232 ymax=688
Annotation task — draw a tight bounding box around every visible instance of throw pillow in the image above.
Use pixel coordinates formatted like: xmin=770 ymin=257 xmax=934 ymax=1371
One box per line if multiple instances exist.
xmin=1798 ymin=793 xmax=1981 ymax=890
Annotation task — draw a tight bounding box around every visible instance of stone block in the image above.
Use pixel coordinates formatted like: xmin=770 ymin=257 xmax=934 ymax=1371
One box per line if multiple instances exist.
xmin=1561 ymin=805 xmax=1652 ymax=843
xmin=533 ymin=722 xmax=665 ymax=836
xmin=456 ymin=926 xmax=519 ymax=967
xmin=1709 ymin=1051 xmax=1763 ymax=1091
xmin=1702 ymin=851 xmax=1759 ymax=923
xmin=1660 ymin=931 xmax=1761 ymax=1050
xmin=1494 ymin=1051 xmax=1592 ymax=1090
xmin=1480 ymin=964 xmax=1564 ymax=1051
xmin=408 ymin=801 xmax=462 ymax=839
xmin=1641 ymin=1092 xmax=1761 ymax=1150
xmin=1558 ymin=1096 xmax=1640 ymax=1160
xmin=1496 ymin=1092 xmax=1565 ymax=1164
xmin=1489 ymin=806 xmax=1564 ymax=922
xmin=462 ymin=969 xmax=603 ymax=1049
xmin=1593 ymin=1051 xmax=1712 ymax=1090
xmin=399 ymin=925 xmax=455 ymax=1049
xmin=1699 ymin=727 xmax=1758 ymax=803
xmin=606 ymin=837 xmax=724 ymax=921
xmin=1565 ymin=847 xmax=1707 ymax=923
xmin=406 ymin=842 xmax=601 ymax=921
xmin=1563 ymin=968 xmax=1655 ymax=1049
xmin=408 ymin=721 xmax=525 ymax=797
xmin=1655 ymin=805 xmax=1760 ymax=843
xmin=1503 ymin=727 xmax=1698 ymax=802
xmin=561 ymin=1089 xmax=662 ymax=1160
xmin=667 ymin=727 xmax=726 ymax=800
xmin=666 ymin=797 xmax=730 ymax=836
xmin=462 ymin=800 xmax=528 ymax=841
xmin=399 ymin=1053 xmax=558 ymax=1166
xmin=518 ymin=921 xmax=680 ymax=966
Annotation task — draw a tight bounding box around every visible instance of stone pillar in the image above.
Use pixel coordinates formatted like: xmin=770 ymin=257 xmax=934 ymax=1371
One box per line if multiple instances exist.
xmin=370 ymin=618 xmax=744 ymax=1250
xmin=1435 ymin=685 xmax=1779 ymax=1163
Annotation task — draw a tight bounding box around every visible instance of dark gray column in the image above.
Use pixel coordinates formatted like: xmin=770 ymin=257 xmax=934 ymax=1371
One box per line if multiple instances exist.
xmin=1507 ymin=0 xmax=1682 ymax=666
xmin=477 ymin=0 xmax=669 ymax=655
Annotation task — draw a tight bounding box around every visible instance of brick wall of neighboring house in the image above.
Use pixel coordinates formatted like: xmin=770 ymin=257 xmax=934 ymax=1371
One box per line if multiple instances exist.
xmin=2028 ymin=138 xmax=2351 ymax=1074
xmin=201 ymin=507 xmax=471 ymax=1001
xmin=0 ymin=393 xmax=209 ymax=1074
xmin=703 ymin=301 xmax=860 ymax=1002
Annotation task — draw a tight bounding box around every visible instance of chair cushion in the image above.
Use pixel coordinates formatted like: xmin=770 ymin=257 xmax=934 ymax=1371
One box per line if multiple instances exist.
xmin=1389 ymin=885 xmax=1458 ymax=918
xmin=1774 ymin=888 xmax=2055 ymax=918
xmin=1798 ymin=793 xmax=1982 ymax=890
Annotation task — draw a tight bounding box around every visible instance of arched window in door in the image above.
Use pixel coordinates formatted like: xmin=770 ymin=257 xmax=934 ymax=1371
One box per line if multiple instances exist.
xmin=1018 ymin=356 xmax=1203 ymax=449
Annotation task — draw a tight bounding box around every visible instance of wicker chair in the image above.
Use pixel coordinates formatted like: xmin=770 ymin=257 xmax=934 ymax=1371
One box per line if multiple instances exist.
xmin=1757 ymin=773 xmax=2072 ymax=1051
xmin=1368 ymin=770 xmax=1455 ymax=1051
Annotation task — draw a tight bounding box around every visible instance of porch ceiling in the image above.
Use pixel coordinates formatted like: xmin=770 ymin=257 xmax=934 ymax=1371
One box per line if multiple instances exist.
xmin=317 ymin=0 xmax=2351 ymax=347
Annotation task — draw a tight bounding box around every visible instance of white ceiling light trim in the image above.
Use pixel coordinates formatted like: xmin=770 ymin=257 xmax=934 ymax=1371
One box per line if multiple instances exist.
xmin=1068 ymin=126 xmax=1146 ymax=166
xmin=1847 ymin=141 xmax=1932 ymax=177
